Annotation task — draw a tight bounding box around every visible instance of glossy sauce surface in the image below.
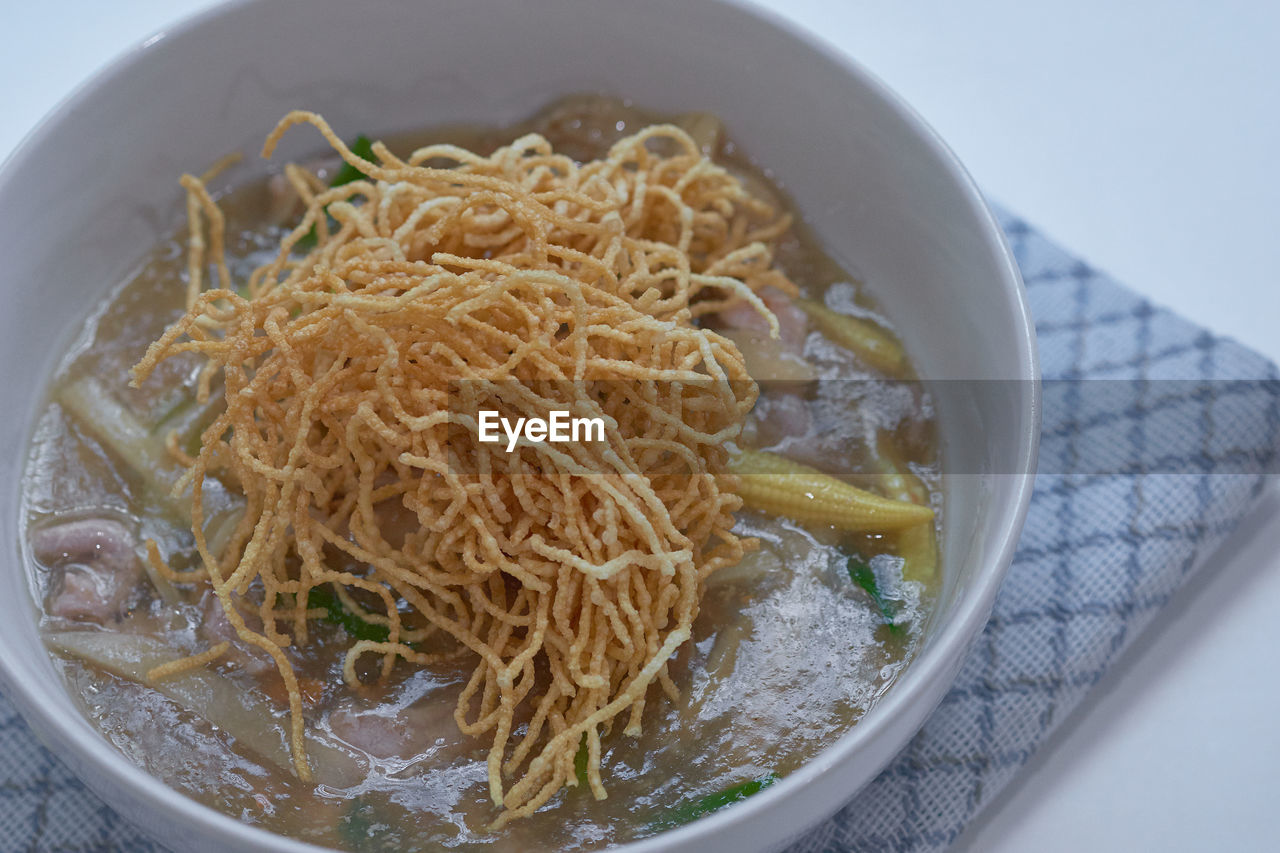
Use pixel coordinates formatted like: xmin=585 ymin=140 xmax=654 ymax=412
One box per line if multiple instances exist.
xmin=22 ymin=96 xmax=940 ymax=850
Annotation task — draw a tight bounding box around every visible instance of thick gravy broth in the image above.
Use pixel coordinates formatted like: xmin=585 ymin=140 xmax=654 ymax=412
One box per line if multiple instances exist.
xmin=22 ymin=96 xmax=939 ymax=850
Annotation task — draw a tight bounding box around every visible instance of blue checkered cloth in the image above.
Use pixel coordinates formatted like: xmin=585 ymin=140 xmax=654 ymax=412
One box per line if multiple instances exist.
xmin=2 ymin=211 xmax=1276 ymax=851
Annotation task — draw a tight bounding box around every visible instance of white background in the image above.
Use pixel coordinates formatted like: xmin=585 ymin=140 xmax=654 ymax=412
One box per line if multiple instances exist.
xmin=4 ymin=1 xmax=1278 ymax=850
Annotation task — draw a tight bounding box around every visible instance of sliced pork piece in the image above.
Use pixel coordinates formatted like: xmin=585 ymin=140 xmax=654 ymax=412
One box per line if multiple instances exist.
xmin=329 ymin=697 xmax=465 ymax=763
xmin=712 ymin=286 xmax=809 ymax=354
xmin=198 ymin=590 xmax=275 ymax=676
xmin=752 ymin=392 xmax=814 ymax=447
xmin=31 ymin=518 xmax=140 ymax=623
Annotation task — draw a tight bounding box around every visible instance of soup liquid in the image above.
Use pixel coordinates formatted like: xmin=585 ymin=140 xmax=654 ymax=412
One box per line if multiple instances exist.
xmin=22 ymin=95 xmax=939 ymax=850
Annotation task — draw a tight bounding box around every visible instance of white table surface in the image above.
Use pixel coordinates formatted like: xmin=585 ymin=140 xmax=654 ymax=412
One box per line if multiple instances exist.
xmin=6 ymin=2 xmax=1279 ymax=851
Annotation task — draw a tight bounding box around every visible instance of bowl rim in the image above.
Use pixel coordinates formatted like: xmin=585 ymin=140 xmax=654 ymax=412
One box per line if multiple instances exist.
xmin=0 ymin=0 xmax=1040 ymax=850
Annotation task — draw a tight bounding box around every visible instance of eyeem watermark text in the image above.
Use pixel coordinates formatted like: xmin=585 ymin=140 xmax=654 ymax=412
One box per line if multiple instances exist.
xmin=477 ymin=410 xmax=606 ymax=452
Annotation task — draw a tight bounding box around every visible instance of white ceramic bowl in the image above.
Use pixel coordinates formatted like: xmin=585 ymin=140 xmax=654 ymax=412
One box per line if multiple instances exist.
xmin=0 ymin=1 xmax=1038 ymax=850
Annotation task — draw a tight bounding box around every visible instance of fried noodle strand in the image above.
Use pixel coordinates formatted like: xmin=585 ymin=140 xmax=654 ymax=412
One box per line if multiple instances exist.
xmin=133 ymin=111 xmax=795 ymax=824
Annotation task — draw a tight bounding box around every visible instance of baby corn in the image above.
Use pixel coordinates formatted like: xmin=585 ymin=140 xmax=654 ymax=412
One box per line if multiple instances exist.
xmin=895 ymin=523 xmax=938 ymax=585
xmin=728 ymin=449 xmax=933 ymax=531
xmin=798 ymin=298 xmax=907 ymax=377
xmin=873 ymin=432 xmax=938 ymax=583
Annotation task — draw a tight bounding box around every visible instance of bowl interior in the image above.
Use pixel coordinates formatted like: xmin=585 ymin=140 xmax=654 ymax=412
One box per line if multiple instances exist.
xmin=0 ymin=1 xmax=1037 ymax=850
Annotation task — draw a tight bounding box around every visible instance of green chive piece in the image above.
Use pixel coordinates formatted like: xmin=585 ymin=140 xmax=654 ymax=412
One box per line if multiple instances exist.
xmin=846 ymin=553 xmax=900 ymax=633
xmin=307 ymin=584 xmax=389 ymax=643
xmin=329 ymin=134 xmax=376 ymax=187
xmin=338 ymin=797 xmax=396 ymax=851
xmin=297 ymin=134 xmax=377 ymax=249
xmin=649 ymin=773 xmax=779 ymax=831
